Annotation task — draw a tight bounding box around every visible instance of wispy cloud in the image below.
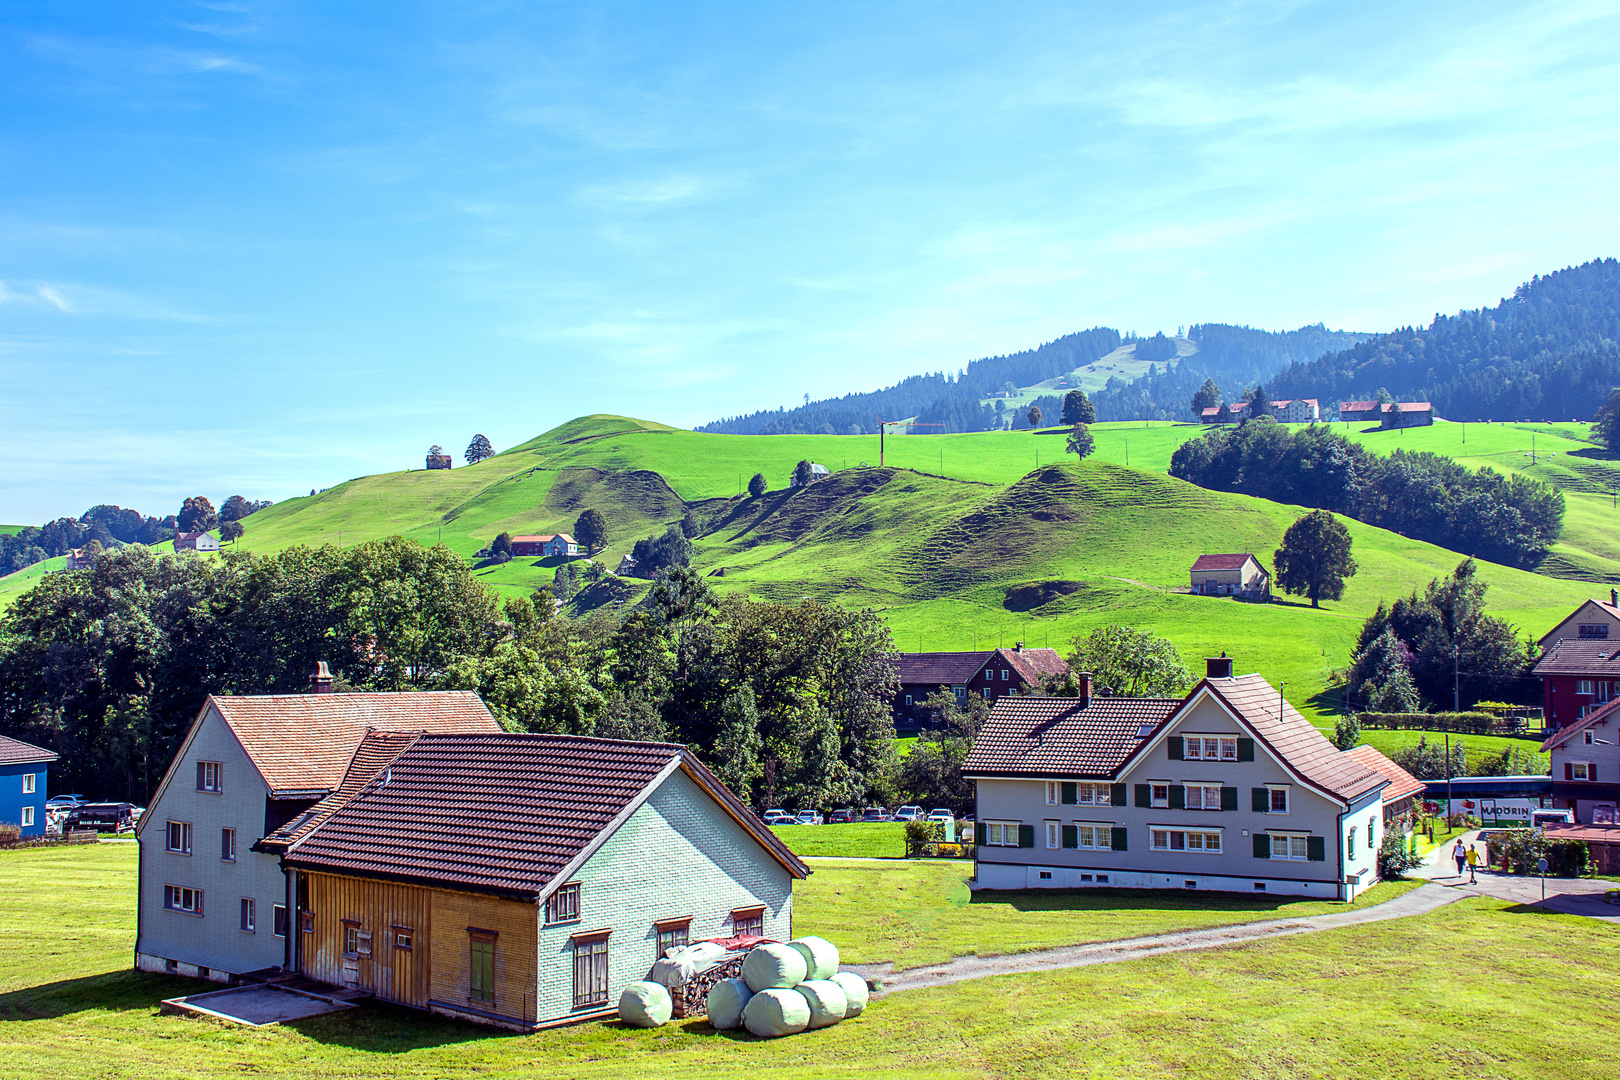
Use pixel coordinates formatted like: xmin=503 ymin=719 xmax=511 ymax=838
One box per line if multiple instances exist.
xmin=575 ymin=174 xmax=735 ymax=208
xmin=28 ymin=34 xmax=264 ymax=78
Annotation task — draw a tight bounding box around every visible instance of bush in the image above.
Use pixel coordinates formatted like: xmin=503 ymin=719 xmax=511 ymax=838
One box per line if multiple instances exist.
xmin=1332 ymin=713 xmax=1361 ymax=751
xmin=1377 ymin=825 xmax=1420 ymax=878
xmin=0 ymin=822 xmax=18 ymax=848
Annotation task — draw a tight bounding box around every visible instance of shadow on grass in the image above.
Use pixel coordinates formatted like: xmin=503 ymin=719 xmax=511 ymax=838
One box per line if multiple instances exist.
xmin=968 ymin=886 xmax=1328 ymax=915
xmin=283 ymin=998 xmax=503 ymax=1051
xmin=0 ymin=968 xmax=197 ymax=1021
xmin=1566 ymin=447 xmax=1618 ymax=461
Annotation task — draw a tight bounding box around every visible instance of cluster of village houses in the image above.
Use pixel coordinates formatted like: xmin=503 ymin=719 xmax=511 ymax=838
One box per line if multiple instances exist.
xmin=2 ymin=584 xmax=1617 ymax=1030
xmin=1198 ymin=397 xmax=1436 ymax=428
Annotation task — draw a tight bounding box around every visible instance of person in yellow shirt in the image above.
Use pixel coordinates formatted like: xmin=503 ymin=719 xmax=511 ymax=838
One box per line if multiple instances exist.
xmin=1465 ymin=842 xmax=1480 ymax=884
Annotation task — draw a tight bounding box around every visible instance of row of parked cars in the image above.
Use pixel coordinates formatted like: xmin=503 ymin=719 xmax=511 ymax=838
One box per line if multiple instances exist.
xmin=44 ymin=795 xmax=144 ymax=834
xmin=761 ymin=805 xmax=963 ymax=826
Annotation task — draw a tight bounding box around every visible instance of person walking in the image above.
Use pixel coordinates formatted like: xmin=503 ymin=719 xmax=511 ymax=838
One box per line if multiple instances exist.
xmin=1452 ymin=839 xmax=1467 ymax=878
xmin=1466 ymin=843 xmax=1480 ymax=884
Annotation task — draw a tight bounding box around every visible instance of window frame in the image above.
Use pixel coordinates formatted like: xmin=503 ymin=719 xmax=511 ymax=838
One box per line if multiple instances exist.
xmin=1150 ymin=783 xmax=1170 ymax=809
xmin=546 ymin=882 xmax=581 ymax=925
xmin=273 ymin=905 xmax=288 ymax=938
xmin=655 ymin=917 xmax=691 ymax=957
xmin=1267 ymin=786 xmax=1290 ymax=814
xmin=571 ymin=931 xmax=609 ymax=1009
xmin=731 ymin=906 xmax=765 ymax=937
xmin=469 ymin=930 xmax=498 ymax=1005
xmin=1269 ymin=832 xmax=1309 ymax=861
xmin=1572 ymin=761 xmax=1594 ymax=781
xmin=21 ymin=806 xmax=34 ymax=827
xmin=1074 ymin=822 xmax=1112 ymax=850
xmin=1150 ymin=827 xmax=1223 ymax=854
xmin=1185 ymin=784 xmax=1223 ymax=811
xmin=240 ymin=897 xmax=255 ymax=933
xmin=22 ymin=773 xmax=35 ymax=795
xmin=394 ymin=927 xmax=414 ymax=950
xmin=1045 ymin=781 xmax=1059 ymax=806
xmin=1045 ymin=819 xmax=1061 ymax=850
xmin=196 ymin=761 xmax=222 ymax=793
xmin=221 ymin=827 xmax=236 ymax=862
xmin=166 ymin=820 xmax=193 ymax=855
xmin=1586 ymin=730 xmax=1596 ymax=745
xmin=984 ymin=820 xmax=1021 ymax=846
xmin=1578 ymin=680 xmax=1596 ymax=696
xmin=164 ymin=884 xmax=204 ymax=915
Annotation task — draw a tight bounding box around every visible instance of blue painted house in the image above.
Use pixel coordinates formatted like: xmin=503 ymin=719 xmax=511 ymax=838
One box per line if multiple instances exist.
xmin=0 ymin=735 xmax=57 ymax=838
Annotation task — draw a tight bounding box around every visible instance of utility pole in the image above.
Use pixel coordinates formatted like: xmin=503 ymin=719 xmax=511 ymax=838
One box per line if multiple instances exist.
xmin=1448 ymin=643 xmax=1459 ymax=821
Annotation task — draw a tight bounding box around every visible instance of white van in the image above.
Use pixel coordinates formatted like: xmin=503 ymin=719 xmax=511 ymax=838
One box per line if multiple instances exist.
xmin=1531 ymin=809 xmax=1575 ymax=828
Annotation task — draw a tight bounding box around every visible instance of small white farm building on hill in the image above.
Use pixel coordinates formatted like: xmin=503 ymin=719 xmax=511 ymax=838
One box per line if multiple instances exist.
xmin=1189 ymin=554 xmax=1269 ymax=600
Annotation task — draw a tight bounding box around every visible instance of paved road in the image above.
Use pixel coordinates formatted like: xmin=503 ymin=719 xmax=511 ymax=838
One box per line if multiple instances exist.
xmin=1413 ymin=830 xmax=1620 ymax=922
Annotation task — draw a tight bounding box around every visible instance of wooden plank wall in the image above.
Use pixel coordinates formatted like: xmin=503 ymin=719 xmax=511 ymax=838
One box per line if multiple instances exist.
xmin=430 ymin=888 xmax=540 ymax=1026
xmin=302 ymin=872 xmax=433 ymax=1008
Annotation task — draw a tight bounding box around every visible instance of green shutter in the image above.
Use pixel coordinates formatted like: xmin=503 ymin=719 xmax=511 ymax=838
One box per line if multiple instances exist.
xmin=1111 ymin=827 xmax=1128 ymax=851
xmin=1253 ymin=833 xmax=1270 ymax=859
xmin=1169 ymin=785 xmax=1185 ymax=810
xmin=1167 ymin=736 xmax=1183 ymax=760
xmin=1061 ymin=782 xmax=1077 ymax=805
xmin=1062 ymin=825 xmax=1078 ymax=849
xmin=1307 ymin=836 xmax=1326 ymax=862
xmin=1252 ymin=787 xmax=1268 ymax=813
xmin=1018 ymin=824 xmax=1036 ymax=849
xmin=1135 ymin=784 xmax=1150 ymax=808
xmin=1110 ymin=783 xmax=1127 ymax=807
xmin=1221 ymin=786 xmax=1238 ymax=812
xmin=1237 ymin=738 xmax=1255 ymax=762
xmin=975 ymin=821 xmax=987 ymax=846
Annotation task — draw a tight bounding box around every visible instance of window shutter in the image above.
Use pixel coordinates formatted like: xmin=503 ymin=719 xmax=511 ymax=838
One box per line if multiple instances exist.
xmin=1169 ymin=785 xmax=1185 ymax=810
xmin=1110 ymin=783 xmax=1127 ymax=806
xmin=1062 ymin=782 xmax=1077 ymax=805
xmin=1062 ymin=825 xmax=1078 ymax=849
xmin=1252 ymin=787 xmax=1268 ymax=812
xmin=1221 ymin=786 xmax=1238 ymax=812
xmin=975 ymin=822 xmax=987 ymax=846
xmin=1018 ymin=824 xmax=1036 ymax=849
xmin=1135 ymin=784 xmax=1150 ymax=808
xmin=1167 ymin=736 xmax=1183 ymax=760
xmin=1237 ymin=738 xmax=1255 ymax=762
xmin=1111 ymin=827 xmax=1128 ymax=851
xmin=1253 ymin=833 xmax=1270 ymax=859
xmin=1307 ymin=836 xmax=1326 ymax=862
xmin=1566 ymin=762 xmax=1574 ymax=781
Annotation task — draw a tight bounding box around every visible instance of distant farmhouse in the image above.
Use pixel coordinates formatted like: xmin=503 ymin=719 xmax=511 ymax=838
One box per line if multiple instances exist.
xmin=1189 ymin=554 xmax=1270 ymax=601
xmin=426 ymin=446 xmax=453 ymax=470
xmin=512 ymin=534 xmax=583 ymax=558
xmin=1337 ymin=401 xmax=1435 ymax=428
xmin=893 ymin=645 xmax=1069 ymax=727
xmin=1199 ymin=399 xmax=1319 ymax=425
xmin=64 ymin=547 xmax=95 ymax=570
xmin=173 ymin=532 xmax=220 ymax=553
xmin=791 ymin=463 xmax=829 ymax=487
xmin=1534 ymin=591 xmax=1620 ymax=730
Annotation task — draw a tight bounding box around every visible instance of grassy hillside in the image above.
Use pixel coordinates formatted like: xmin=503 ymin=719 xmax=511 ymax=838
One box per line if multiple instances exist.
xmin=0 ymin=525 xmax=24 ymax=536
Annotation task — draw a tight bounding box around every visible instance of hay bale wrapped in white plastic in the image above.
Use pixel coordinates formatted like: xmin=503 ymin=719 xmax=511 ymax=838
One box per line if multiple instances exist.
xmin=794 ymin=979 xmax=848 ymax=1029
xmin=830 ymin=971 xmax=869 ymax=1018
xmin=706 ymin=977 xmax=752 ymax=1031
xmin=787 ymin=936 xmax=840 ymax=982
xmin=742 ymin=987 xmax=811 ymax=1038
xmin=618 ymin=981 xmax=673 ymax=1028
xmin=741 ymin=943 xmax=807 ymax=992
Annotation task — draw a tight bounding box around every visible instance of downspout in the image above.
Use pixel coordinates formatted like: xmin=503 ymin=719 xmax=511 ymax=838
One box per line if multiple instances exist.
xmin=284 ymin=867 xmax=296 ymax=971
xmin=134 ymin=832 xmax=144 ymax=972
xmin=1336 ymin=804 xmax=1349 ymax=902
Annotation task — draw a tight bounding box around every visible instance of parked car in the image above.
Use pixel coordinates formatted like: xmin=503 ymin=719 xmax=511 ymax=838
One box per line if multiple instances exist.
xmin=794 ymin=810 xmax=823 ymax=826
xmin=46 ymin=795 xmax=86 ymax=810
xmin=860 ymin=807 xmax=894 ymax=823
xmin=927 ymin=809 xmax=955 ymax=823
xmin=70 ymin=802 xmax=136 ymax=833
xmin=828 ymin=808 xmax=856 ymax=824
xmin=762 ymin=808 xmax=795 ymax=826
xmin=894 ymin=805 xmax=924 ymax=821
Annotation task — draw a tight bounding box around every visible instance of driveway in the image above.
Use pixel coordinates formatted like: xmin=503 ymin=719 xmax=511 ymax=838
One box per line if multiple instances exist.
xmin=1412 ymin=830 xmax=1620 ymax=923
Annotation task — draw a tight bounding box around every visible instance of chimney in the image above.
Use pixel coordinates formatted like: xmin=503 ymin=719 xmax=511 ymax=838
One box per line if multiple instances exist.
xmin=1077 ymin=671 xmax=1093 ymax=707
xmin=1206 ymin=653 xmax=1234 ymax=679
xmin=1610 ymin=588 xmax=1617 ymax=609
xmin=1014 ymin=641 xmax=1024 ymax=652
xmin=310 ymin=661 xmax=334 ymax=694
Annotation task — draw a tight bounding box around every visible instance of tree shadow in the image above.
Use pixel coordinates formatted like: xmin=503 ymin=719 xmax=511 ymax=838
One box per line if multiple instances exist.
xmin=0 ymin=969 xmax=197 ymax=1021
xmin=281 ymin=998 xmax=506 ymax=1051
xmin=1566 ymin=447 xmax=1618 ymax=461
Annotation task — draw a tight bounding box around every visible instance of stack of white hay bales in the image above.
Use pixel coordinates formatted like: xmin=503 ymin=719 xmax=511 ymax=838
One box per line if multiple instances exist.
xmin=617 ymin=936 xmax=869 ymax=1037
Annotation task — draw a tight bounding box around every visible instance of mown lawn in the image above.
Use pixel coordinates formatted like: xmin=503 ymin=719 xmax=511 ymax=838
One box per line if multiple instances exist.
xmin=771 ymin=822 xmax=907 ymax=858
xmin=2 ymin=843 xmax=1617 ymax=1079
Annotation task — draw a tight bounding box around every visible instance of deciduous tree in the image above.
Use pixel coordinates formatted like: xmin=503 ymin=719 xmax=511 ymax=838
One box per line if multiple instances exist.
xmin=573 ymin=508 xmax=607 ymax=553
xmin=465 ymin=434 xmax=495 ymax=464
xmin=748 ymin=473 xmax=767 ymax=497
xmin=1062 ymin=624 xmax=1191 ymax=697
xmin=792 ymin=460 xmax=815 ymax=487
xmin=177 ymin=496 xmax=216 ymax=533
xmin=1026 ymin=405 xmax=1043 ymax=429
xmin=1274 ymin=509 xmax=1357 ymax=608
xmin=1066 ymin=423 xmax=1095 ymax=459
xmin=1190 ymin=378 xmax=1221 ymax=417
xmin=1061 ymin=390 xmax=1096 ymax=425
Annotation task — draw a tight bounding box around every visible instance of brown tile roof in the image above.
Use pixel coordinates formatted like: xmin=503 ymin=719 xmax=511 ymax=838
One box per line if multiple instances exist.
xmin=1345 ymin=745 xmax=1426 ymax=804
xmin=962 ymin=695 xmax=1182 ymax=778
xmin=512 ymin=534 xmax=577 ymax=544
xmin=1340 ymin=400 xmax=1380 ymax=413
xmin=211 ymin=691 xmax=501 ymax=796
xmin=999 ymin=647 xmax=1069 ymax=685
xmin=1190 ymin=553 xmax=1259 ymax=572
xmin=0 ymin=734 xmax=57 ymax=766
xmin=257 ymin=730 xmax=423 ymax=854
xmin=1541 ymin=696 xmax=1620 ymax=751
xmin=895 ymin=651 xmax=994 ymax=686
xmin=1389 ymin=401 xmax=1433 ymax=412
xmin=1532 ymin=639 xmax=1620 ymax=677
xmin=284 ymin=733 xmax=808 ymax=897
xmin=1186 ymin=675 xmax=1386 ymax=802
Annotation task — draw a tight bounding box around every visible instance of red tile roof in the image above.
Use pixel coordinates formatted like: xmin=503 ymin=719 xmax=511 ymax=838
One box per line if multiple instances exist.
xmin=1190 ymin=553 xmax=1260 ymax=572
xmin=1345 ymin=745 xmax=1426 ymax=804
xmin=1340 ymin=401 xmax=1380 ymax=413
xmin=258 ymin=729 xmax=423 ymax=854
xmin=895 ymin=651 xmax=994 ymax=686
xmin=1540 ymin=823 xmax=1620 ymax=844
xmin=1532 ymin=639 xmax=1620 ymax=677
xmin=211 ymin=691 xmax=501 ymax=796
xmin=999 ymin=647 xmax=1069 ymax=685
xmin=0 ymin=734 xmax=57 ymax=765
xmin=284 ymin=733 xmax=808 ymax=896
xmin=1389 ymin=401 xmax=1432 ymax=412
xmin=512 ymin=534 xmax=577 ymax=544
xmin=1541 ymin=696 xmax=1620 ymax=751
xmin=963 ymin=695 xmax=1182 ymax=778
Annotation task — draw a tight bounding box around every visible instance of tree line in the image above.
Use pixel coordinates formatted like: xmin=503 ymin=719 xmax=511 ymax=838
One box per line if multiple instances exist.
xmin=1169 ymin=419 xmax=1563 ymax=566
xmin=0 ymin=496 xmax=270 ymax=576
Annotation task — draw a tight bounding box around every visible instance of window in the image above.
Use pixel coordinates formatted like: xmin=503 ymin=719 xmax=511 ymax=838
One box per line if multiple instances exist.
xmin=273 ymin=905 xmax=288 ymax=938
xmin=984 ymin=821 xmax=1021 ymax=846
xmin=240 ymin=898 xmax=255 ymax=933
xmin=196 ymin=761 xmax=221 ymax=793
xmin=1347 ymin=828 xmax=1357 ymax=860
xmin=1268 ymin=787 xmax=1290 ymax=814
xmin=1045 ymin=820 xmax=1060 ymax=849
xmin=1572 ymin=762 xmax=1593 ymax=781
xmin=1586 ymin=730 xmax=1596 ymax=745
xmin=1184 ymin=785 xmax=1223 ymax=811
xmin=1001 ymin=668 xmax=1008 ymax=681
xmin=470 ymin=933 xmax=497 ymax=1004
xmin=1045 ymin=782 xmax=1059 ymax=805
xmin=571 ymin=934 xmax=609 ymax=1008
xmin=1368 ymin=817 xmax=1376 ymax=851
xmin=21 ymin=806 xmax=34 ymax=827
xmin=905 ymin=694 xmax=912 ymax=706
xmin=1075 ymin=823 xmax=1111 ymax=849
xmin=344 ymin=924 xmax=361 ymax=956
xmin=1151 ymin=829 xmax=1222 ymax=853
xmin=1579 ymin=623 xmax=1610 ymax=639
xmin=1270 ymin=833 xmax=1309 ymax=861
xmin=1151 ymin=784 xmax=1170 ymax=808
xmin=983 ymin=688 xmax=992 ymax=700
xmin=1219 ymin=738 xmax=1238 ymax=761
xmin=655 ymin=918 xmax=691 ymax=956
xmin=1080 ymin=784 xmax=1110 ymax=806
xmin=22 ymin=773 xmax=35 ymax=795
xmin=732 ymin=907 xmax=765 ymax=937
xmin=166 ymin=821 xmax=193 ymax=854
xmin=221 ymin=828 xmax=235 ymax=862
xmin=953 ymin=687 xmax=966 ymax=703
xmin=546 ymin=882 xmax=581 ymax=924
xmin=1578 ymin=680 xmax=1596 ymax=696
xmin=395 ymin=929 xmax=414 ymax=950
xmin=1183 ymin=737 xmax=1224 ymax=760
xmin=164 ymin=885 xmax=204 ymax=915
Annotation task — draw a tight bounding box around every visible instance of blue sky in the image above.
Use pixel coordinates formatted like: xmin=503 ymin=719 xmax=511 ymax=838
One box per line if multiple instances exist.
xmin=3 ymin=1 xmax=1619 ymax=523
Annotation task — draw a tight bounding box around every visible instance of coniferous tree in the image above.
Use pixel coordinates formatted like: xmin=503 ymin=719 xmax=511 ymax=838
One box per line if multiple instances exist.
xmin=748 ymin=473 xmax=768 ymax=497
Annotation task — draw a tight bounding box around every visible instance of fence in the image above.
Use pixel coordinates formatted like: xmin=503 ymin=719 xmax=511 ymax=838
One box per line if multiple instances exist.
xmin=0 ymin=829 xmax=100 ymax=851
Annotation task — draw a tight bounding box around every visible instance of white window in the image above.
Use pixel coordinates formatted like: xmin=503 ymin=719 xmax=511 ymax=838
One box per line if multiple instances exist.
xmin=1268 ymin=787 xmax=1290 ymax=814
xmin=166 ymin=821 xmax=193 ymax=854
xmin=21 ymin=806 xmax=34 ymax=827
xmin=22 ymin=773 xmax=35 ymax=795
xmin=1219 ymin=738 xmax=1238 ymax=760
xmin=1076 ymin=824 xmax=1112 ymax=850
xmin=240 ymin=898 xmax=255 ymax=933
xmin=197 ymin=761 xmax=221 ymax=793
xmin=1572 ymin=762 xmax=1593 ymax=781
xmin=985 ymin=821 xmax=1021 ymax=846
xmin=1045 ymin=782 xmax=1059 ymax=806
xmin=1151 ymin=784 xmax=1170 ymax=808
xmin=1270 ymin=833 xmax=1309 ymax=861
xmin=1045 ymin=820 xmax=1060 ymax=849
xmin=1001 ymin=669 xmax=1008 ymax=681
xmin=1152 ymin=828 xmax=1222 ymax=853
xmin=1185 ymin=785 xmax=1223 ymax=811
xmin=1578 ymin=680 xmax=1596 ymax=696
xmin=1184 ymin=736 xmax=1224 ymax=760
xmin=1586 ymin=730 xmax=1596 ymax=745
xmin=1077 ymin=783 xmax=1110 ymax=806
xmin=164 ymin=885 xmax=204 ymax=915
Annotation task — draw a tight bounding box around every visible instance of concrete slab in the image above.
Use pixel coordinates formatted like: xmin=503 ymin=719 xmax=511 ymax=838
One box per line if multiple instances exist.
xmin=160 ymin=983 xmax=358 ymax=1026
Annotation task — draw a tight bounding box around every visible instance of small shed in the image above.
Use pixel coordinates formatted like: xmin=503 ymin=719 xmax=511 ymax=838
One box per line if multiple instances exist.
xmin=1189 ymin=553 xmax=1269 ymax=600
xmin=790 ymin=463 xmax=830 ymax=487
xmin=173 ymin=532 xmax=221 ymax=553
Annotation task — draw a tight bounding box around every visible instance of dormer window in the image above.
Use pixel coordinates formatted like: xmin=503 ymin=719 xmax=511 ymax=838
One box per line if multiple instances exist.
xmin=1579 ymin=623 xmax=1610 ymax=639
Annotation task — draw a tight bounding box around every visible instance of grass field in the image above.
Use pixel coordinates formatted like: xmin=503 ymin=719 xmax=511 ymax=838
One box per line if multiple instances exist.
xmin=5 ymin=843 xmax=1619 ymax=1079
xmin=770 ymin=822 xmax=909 ymax=858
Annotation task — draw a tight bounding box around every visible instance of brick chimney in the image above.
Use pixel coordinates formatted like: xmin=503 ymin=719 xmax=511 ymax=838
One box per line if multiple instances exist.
xmin=310 ymin=661 xmax=334 ymax=694
xmin=1611 ymin=587 xmax=1617 ymax=608
xmin=1076 ymin=671 xmax=1092 ymax=707
xmin=1205 ymin=653 xmax=1234 ymax=679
